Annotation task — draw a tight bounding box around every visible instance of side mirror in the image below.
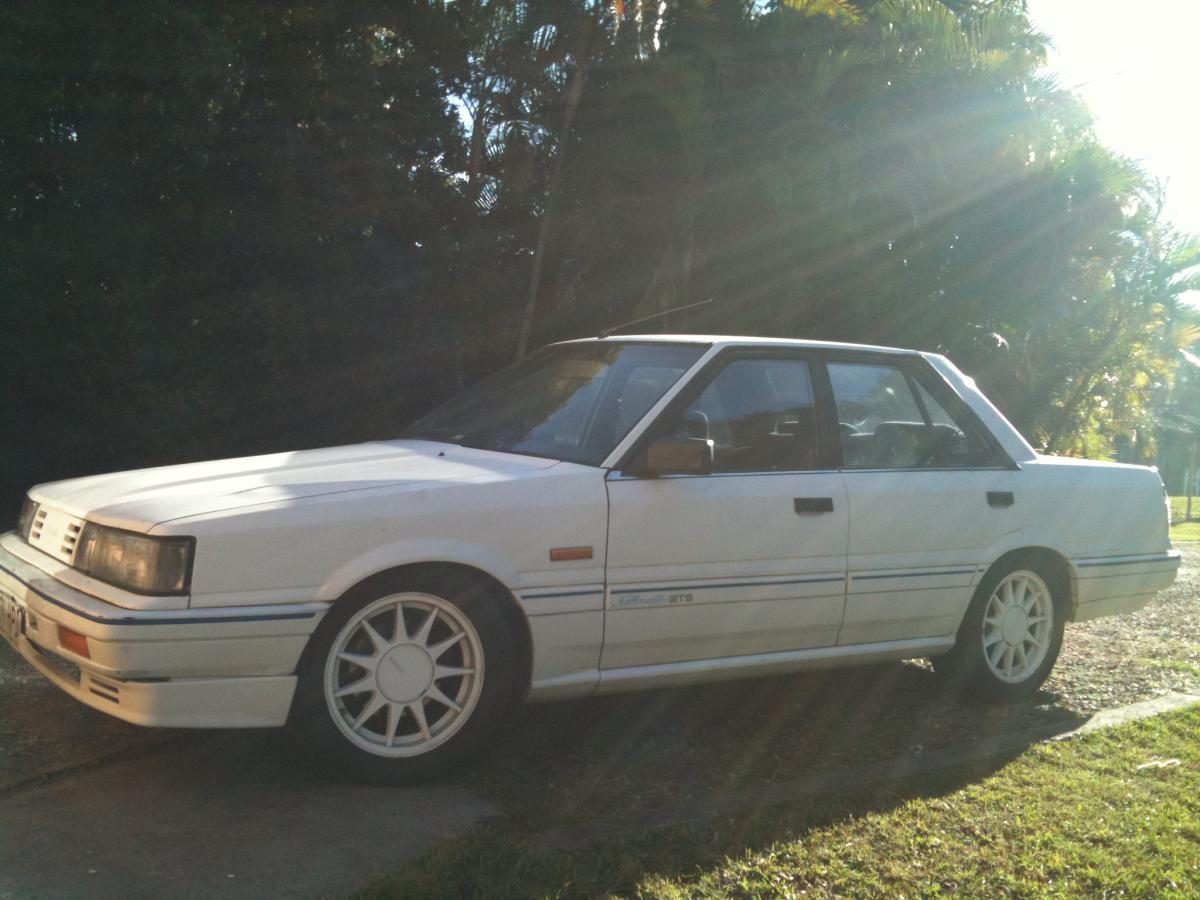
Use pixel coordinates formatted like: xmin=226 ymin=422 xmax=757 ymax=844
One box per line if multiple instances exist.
xmin=637 ymin=437 xmax=715 ymax=476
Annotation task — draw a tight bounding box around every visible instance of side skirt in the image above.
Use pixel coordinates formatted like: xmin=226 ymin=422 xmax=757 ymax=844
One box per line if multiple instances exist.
xmin=526 ymin=635 xmax=955 ymax=702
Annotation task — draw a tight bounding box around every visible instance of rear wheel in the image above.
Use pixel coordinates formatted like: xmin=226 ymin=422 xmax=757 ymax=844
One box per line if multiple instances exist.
xmin=289 ymin=571 xmax=515 ymax=783
xmin=933 ymin=561 xmax=1066 ymax=701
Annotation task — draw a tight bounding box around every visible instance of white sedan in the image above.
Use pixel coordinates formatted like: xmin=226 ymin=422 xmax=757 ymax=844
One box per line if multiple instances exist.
xmin=0 ymin=336 xmax=1180 ymax=781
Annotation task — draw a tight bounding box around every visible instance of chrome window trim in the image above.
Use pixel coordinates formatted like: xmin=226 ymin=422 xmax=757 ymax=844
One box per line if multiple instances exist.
xmin=608 ymin=346 xmax=841 ymax=474
xmin=606 ymin=464 xmax=1017 ymax=481
xmin=606 ymin=468 xmax=840 ymax=481
xmin=836 ymin=465 xmax=1017 ymax=475
xmin=607 ymin=345 xmax=1021 ymax=478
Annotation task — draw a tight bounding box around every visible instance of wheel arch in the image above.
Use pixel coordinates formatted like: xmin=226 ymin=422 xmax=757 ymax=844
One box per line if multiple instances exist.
xmin=303 ymin=560 xmax=533 ymax=701
xmin=979 ymin=546 xmax=1077 ymax=617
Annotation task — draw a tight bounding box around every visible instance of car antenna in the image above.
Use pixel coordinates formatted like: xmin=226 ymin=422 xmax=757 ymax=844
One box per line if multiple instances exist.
xmin=598 ymin=297 xmax=715 ymax=339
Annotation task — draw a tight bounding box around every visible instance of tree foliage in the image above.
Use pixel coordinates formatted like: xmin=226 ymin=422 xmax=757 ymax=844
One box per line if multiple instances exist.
xmin=1 ymin=0 xmax=1195 ymax=511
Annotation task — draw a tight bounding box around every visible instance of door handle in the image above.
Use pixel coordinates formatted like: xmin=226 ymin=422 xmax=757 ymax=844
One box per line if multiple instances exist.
xmin=987 ymin=491 xmax=1014 ymax=508
xmin=794 ymin=497 xmax=835 ymax=514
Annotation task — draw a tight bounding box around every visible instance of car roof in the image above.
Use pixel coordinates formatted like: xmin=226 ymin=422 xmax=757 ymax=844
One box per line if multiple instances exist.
xmin=556 ymin=334 xmax=923 ymax=356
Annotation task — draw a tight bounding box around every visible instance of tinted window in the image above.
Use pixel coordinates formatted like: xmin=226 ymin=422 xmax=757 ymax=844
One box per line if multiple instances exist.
xmin=829 ymin=362 xmax=986 ymax=469
xmin=913 ymin=378 xmax=959 ymax=428
xmin=662 ymin=357 xmax=820 ymax=472
xmin=405 ymin=342 xmax=706 ymax=465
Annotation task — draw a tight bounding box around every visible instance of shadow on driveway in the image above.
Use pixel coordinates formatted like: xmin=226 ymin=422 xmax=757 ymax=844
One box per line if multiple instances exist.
xmin=471 ymin=662 xmax=1090 ymax=828
xmin=0 ymin=661 xmax=1090 ymax=899
xmin=350 ymin=663 xmax=1109 ymax=897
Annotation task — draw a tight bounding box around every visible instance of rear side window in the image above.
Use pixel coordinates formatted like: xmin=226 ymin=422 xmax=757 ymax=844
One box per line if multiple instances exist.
xmin=828 ymin=362 xmax=987 ymax=469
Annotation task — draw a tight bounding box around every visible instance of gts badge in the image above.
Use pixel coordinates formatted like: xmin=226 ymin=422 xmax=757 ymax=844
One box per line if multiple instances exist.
xmin=615 ymin=591 xmax=694 ymax=608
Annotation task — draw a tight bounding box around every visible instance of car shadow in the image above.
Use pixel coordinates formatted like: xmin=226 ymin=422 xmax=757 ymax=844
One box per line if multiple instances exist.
xmin=469 ymin=661 xmax=1089 ymax=825
xmin=6 ymin=656 xmax=1092 ymax=811
xmin=393 ymin=661 xmax=1094 ymax=896
xmin=254 ymin=659 xmax=1088 ymax=801
xmin=0 ymin=660 xmax=1095 ymax=898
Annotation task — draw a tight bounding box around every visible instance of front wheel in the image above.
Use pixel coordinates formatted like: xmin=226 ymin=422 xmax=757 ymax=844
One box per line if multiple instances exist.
xmin=933 ymin=563 xmax=1066 ymax=701
xmin=289 ymin=572 xmax=515 ymax=783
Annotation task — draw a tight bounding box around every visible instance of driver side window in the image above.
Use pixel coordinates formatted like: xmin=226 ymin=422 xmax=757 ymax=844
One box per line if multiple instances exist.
xmin=663 ymin=357 xmax=821 ymax=472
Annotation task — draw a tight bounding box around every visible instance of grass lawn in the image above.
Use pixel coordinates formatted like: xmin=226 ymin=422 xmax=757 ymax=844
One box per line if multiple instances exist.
xmin=1169 ymin=497 xmax=1200 ymax=541
xmin=1172 ymin=521 xmax=1200 ymax=542
xmin=362 ymin=705 xmax=1200 ymax=899
xmin=1171 ymin=496 xmax=1200 ymax=523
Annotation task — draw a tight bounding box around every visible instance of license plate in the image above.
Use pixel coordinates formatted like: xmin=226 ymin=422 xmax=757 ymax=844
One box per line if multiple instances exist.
xmin=1 ymin=591 xmax=24 ymax=643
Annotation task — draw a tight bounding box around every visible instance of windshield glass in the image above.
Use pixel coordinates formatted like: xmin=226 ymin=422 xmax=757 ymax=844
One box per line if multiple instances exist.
xmin=405 ymin=342 xmax=707 ymax=465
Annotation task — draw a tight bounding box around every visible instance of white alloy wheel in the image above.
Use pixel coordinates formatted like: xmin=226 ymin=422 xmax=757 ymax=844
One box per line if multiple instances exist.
xmin=980 ymin=569 xmax=1053 ymax=684
xmin=323 ymin=592 xmax=485 ymax=758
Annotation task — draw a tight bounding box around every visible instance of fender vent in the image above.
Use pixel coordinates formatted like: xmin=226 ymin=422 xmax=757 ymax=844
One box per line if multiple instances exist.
xmin=25 ymin=506 xmax=88 ymax=566
xmin=29 ymin=508 xmax=47 ymax=542
xmin=60 ymin=522 xmax=81 ymax=560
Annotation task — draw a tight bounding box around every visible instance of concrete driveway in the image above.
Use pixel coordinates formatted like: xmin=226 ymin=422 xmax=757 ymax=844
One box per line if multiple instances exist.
xmin=0 ymin=656 xmax=495 ymax=900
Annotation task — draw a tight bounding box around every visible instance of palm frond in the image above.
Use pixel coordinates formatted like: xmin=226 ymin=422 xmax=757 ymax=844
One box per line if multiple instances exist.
xmin=810 ymin=45 xmax=882 ymax=98
xmin=1170 ymin=271 xmax=1200 ymax=296
xmin=1168 ymin=235 xmax=1200 ymax=272
xmin=555 ymin=254 xmax=593 ymax=306
xmin=1171 ymin=322 xmax=1200 ymax=350
xmin=782 ymin=0 xmax=864 ymax=25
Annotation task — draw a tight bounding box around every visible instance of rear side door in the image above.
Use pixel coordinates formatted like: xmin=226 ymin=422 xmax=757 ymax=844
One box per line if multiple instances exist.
xmin=827 ymin=354 xmax=1019 ymax=645
xmin=602 ymin=351 xmax=849 ymax=669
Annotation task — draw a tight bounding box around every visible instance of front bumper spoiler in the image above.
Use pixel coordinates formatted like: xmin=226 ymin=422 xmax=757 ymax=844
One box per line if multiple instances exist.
xmin=2 ymin=630 xmax=299 ymax=727
xmin=0 ymin=533 xmax=326 ymax=727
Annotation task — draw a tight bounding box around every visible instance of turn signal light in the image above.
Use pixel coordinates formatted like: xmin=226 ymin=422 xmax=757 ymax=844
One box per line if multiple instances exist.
xmin=57 ymin=625 xmax=91 ymax=659
xmin=550 ymin=546 xmax=594 ymax=562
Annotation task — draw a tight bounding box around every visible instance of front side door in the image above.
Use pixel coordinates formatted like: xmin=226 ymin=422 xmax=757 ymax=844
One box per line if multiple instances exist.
xmin=602 ymin=352 xmax=848 ymax=669
xmin=827 ymin=356 xmax=1019 ymax=645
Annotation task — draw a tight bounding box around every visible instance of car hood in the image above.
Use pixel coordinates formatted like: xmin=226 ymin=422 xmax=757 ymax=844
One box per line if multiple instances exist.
xmin=28 ymin=441 xmax=562 ymax=532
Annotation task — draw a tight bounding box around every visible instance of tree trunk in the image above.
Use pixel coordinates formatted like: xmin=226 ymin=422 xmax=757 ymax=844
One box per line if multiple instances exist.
xmin=514 ymin=59 xmax=588 ymax=359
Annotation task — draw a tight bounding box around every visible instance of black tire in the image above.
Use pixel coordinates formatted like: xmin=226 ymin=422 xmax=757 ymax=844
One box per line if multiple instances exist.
xmin=288 ymin=568 xmax=516 ymax=784
xmin=932 ymin=555 xmax=1067 ymax=702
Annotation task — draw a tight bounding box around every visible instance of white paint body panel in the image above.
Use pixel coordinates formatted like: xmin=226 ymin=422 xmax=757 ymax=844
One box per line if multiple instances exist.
xmin=841 ymin=469 xmax=1018 ymax=645
xmin=604 ymin=471 xmax=848 ymax=666
xmin=2 ymin=336 xmax=1179 ymax=728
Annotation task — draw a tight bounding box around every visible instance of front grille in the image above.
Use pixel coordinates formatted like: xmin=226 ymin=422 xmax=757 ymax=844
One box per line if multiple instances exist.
xmin=60 ymin=522 xmax=81 ymax=560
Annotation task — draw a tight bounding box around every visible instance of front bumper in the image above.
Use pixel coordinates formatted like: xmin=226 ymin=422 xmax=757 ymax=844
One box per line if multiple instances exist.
xmin=0 ymin=533 xmax=326 ymax=727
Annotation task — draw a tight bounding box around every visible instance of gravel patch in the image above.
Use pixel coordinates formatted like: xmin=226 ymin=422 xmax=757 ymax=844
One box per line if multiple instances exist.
xmin=1047 ymin=544 xmax=1200 ymax=711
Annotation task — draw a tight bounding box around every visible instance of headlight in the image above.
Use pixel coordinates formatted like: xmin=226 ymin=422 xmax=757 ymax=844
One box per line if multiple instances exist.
xmin=74 ymin=523 xmax=194 ymax=595
xmin=16 ymin=497 xmax=40 ymax=540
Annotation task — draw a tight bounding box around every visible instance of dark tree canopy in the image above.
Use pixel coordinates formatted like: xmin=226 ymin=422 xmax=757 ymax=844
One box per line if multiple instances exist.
xmin=2 ymin=0 xmax=1196 ymax=514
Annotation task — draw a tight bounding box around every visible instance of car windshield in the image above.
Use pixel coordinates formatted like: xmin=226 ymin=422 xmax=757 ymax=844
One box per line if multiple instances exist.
xmin=405 ymin=341 xmax=707 ymax=465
